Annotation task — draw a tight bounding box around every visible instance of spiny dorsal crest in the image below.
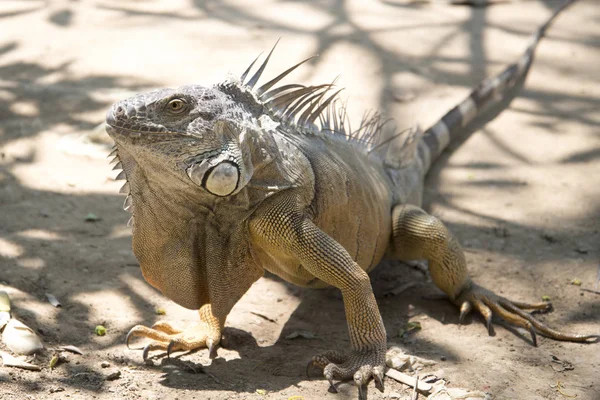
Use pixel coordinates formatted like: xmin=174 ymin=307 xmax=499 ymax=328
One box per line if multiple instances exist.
xmin=238 ymin=41 xmax=394 ymax=152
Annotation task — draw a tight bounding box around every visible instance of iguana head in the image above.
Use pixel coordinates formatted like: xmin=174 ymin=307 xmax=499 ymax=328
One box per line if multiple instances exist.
xmin=106 ymin=85 xmax=257 ymax=199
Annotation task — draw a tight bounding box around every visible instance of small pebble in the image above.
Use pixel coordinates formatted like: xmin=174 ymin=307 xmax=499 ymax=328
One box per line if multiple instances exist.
xmin=105 ymin=370 xmax=121 ymax=381
xmin=101 ymin=361 xmax=110 ymax=368
xmin=440 ymin=355 xmax=447 ymax=361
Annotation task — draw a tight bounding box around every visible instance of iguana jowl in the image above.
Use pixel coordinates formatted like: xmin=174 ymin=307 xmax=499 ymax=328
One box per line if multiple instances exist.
xmin=106 ymin=0 xmax=596 ymax=397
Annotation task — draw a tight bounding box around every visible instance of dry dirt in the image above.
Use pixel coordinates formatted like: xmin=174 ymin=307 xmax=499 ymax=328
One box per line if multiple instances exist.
xmin=0 ymin=0 xmax=599 ymax=399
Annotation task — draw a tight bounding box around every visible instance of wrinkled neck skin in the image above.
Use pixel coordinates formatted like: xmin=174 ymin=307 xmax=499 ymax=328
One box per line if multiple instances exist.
xmin=114 ymin=112 xmax=312 ymax=319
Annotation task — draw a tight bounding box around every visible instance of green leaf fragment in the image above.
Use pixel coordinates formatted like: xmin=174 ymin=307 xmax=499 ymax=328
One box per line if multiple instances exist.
xmin=155 ymin=307 xmax=166 ymax=315
xmin=84 ymin=213 xmax=100 ymax=222
xmin=405 ymin=321 xmax=422 ymax=332
xmin=49 ymin=353 xmax=59 ymax=369
xmin=399 ymin=321 xmax=422 ymax=337
xmin=542 ymin=295 xmax=551 ymax=301
xmin=570 ymin=278 xmax=582 ymax=286
xmin=256 ymin=389 xmax=267 ymax=395
xmin=95 ymin=325 xmax=107 ymax=336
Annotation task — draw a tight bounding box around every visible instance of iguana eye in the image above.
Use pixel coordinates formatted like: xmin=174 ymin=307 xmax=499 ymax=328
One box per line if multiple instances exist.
xmin=166 ymin=99 xmax=187 ymax=114
xmin=186 ymin=161 xmax=240 ymax=197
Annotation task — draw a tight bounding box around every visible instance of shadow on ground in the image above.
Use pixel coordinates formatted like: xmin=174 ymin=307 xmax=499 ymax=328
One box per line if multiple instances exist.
xmin=0 ymin=0 xmax=599 ymax=398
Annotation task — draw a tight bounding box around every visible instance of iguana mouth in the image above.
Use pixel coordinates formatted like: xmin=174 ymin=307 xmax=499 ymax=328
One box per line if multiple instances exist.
xmin=105 ymin=125 xmax=143 ymax=138
xmin=105 ymin=124 xmax=174 ymax=139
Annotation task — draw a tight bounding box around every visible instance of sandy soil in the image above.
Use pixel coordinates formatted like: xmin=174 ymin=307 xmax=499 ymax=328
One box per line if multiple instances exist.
xmin=0 ymin=0 xmax=599 ymax=399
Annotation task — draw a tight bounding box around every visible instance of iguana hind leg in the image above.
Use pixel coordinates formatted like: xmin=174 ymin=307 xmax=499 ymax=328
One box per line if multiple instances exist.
xmin=391 ymin=204 xmax=599 ymax=344
xmin=126 ymin=304 xmax=222 ymax=360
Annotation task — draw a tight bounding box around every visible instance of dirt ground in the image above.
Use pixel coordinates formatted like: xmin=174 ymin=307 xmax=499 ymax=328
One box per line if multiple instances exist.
xmin=0 ymin=0 xmax=599 ymax=399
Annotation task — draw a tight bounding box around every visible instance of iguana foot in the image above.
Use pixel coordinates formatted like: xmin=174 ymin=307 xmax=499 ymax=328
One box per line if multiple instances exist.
xmin=126 ymin=320 xmax=220 ymax=360
xmin=310 ymin=349 xmax=386 ymax=400
xmin=456 ymin=283 xmax=599 ymax=345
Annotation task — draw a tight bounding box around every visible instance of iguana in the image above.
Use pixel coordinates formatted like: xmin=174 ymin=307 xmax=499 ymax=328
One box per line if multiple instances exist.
xmin=106 ymin=0 xmax=597 ymax=397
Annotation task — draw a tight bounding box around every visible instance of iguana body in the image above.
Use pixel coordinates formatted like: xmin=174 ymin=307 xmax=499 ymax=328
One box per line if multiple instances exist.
xmin=106 ymin=0 xmax=596 ymax=397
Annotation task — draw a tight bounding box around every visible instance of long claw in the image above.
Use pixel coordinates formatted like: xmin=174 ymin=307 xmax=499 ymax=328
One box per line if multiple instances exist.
xmin=529 ymin=326 xmax=538 ymax=347
xmin=357 ymin=384 xmax=367 ymax=400
xmin=327 ymin=378 xmax=338 ymax=394
xmin=373 ymin=367 xmax=385 ymax=393
xmin=486 ymin=315 xmax=493 ymax=335
xmin=142 ymin=343 xmax=151 ymax=361
xmin=207 ymin=339 xmax=218 ymax=359
xmin=126 ymin=329 xmax=135 ymax=349
xmin=459 ymin=301 xmax=472 ymax=324
xmin=306 ymin=360 xmax=316 ymax=378
xmin=471 ymin=297 xmax=493 ymax=335
xmin=166 ymin=339 xmax=175 ymax=358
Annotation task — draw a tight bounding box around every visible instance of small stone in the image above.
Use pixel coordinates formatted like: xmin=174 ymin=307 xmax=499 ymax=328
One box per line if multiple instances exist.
xmin=49 ymin=387 xmax=65 ymax=393
xmin=101 ymin=361 xmax=110 ymax=368
xmin=440 ymin=355 xmax=447 ymax=361
xmin=105 ymin=370 xmax=121 ymax=381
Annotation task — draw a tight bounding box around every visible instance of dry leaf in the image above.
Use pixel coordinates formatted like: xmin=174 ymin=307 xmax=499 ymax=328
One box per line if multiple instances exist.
xmin=1 ymin=351 xmax=41 ymax=371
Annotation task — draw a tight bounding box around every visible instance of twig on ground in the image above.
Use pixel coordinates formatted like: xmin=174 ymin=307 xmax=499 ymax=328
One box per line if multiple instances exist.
xmin=412 ymin=374 xmax=419 ymax=400
xmin=385 ymin=368 xmax=432 ymax=393
xmin=250 ymin=311 xmax=277 ymax=323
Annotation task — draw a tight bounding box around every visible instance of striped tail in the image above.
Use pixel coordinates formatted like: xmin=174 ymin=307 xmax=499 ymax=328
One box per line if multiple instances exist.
xmin=418 ymin=0 xmax=575 ymax=172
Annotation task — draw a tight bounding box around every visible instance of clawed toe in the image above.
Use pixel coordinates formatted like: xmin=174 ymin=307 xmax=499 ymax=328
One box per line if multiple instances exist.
xmin=125 ymin=321 xmax=218 ymax=361
xmin=457 ymin=283 xmax=599 ymax=344
xmin=311 ymin=349 xmax=386 ymax=399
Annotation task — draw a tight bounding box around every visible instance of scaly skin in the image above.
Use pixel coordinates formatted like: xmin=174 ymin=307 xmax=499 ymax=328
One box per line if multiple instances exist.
xmin=106 ymin=1 xmax=596 ymax=398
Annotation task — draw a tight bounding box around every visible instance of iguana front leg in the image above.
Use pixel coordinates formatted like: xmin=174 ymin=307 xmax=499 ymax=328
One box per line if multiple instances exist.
xmin=249 ymin=194 xmax=387 ymax=398
xmin=391 ymin=204 xmax=599 ymax=344
xmin=126 ymin=304 xmax=222 ymax=360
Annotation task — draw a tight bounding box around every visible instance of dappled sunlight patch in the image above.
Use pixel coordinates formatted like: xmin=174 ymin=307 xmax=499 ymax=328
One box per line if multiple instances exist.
xmin=16 ymin=257 xmax=45 ymax=270
xmin=56 ymin=132 xmax=112 ymax=160
xmin=119 ymin=273 xmax=162 ymax=308
xmin=17 ymin=298 xmax=61 ymax=322
xmin=17 ymin=229 xmax=62 ymax=241
xmin=71 ymin=289 xmax=139 ymax=330
xmin=0 ymin=237 xmax=24 ymax=258
xmin=0 ymin=285 xmax=61 ymax=322
xmin=108 ymin=224 xmax=132 ymax=239
xmin=229 ymin=277 xmax=302 ymax=348
xmin=9 ymin=100 xmax=39 ymax=117
xmin=4 ymin=131 xmax=120 ymax=194
xmin=117 ymin=273 xmax=197 ymax=323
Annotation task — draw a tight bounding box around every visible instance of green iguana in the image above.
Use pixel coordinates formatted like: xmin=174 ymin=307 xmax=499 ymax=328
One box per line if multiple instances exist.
xmin=105 ymin=0 xmax=597 ymax=397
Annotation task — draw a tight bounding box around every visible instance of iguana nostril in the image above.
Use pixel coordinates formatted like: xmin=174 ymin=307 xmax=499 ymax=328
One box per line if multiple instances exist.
xmin=115 ymin=106 xmax=125 ymax=117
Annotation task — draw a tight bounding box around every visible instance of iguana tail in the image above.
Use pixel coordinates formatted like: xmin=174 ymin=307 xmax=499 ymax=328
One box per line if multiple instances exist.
xmin=418 ymin=0 xmax=575 ymax=172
